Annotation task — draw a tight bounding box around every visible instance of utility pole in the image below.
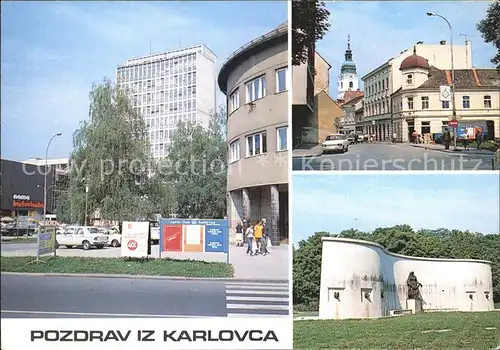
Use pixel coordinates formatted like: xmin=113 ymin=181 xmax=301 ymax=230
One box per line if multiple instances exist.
xmin=460 ymin=33 xmax=472 ymax=68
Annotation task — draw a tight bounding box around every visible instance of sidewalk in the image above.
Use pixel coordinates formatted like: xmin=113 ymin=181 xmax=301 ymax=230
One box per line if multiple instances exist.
xmin=404 ymin=143 xmax=495 ymax=156
xmin=292 ymin=144 xmax=322 ymax=158
xmin=229 ymin=243 xmax=289 ymax=281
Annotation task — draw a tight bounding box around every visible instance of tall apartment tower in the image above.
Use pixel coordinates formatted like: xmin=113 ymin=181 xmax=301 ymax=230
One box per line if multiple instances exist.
xmin=117 ymin=45 xmax=217 ymax=158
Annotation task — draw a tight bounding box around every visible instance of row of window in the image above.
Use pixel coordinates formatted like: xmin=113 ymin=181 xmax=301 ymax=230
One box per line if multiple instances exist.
xmin=366 ymin=94 xmax=494 ymax=116
xmin=121 ymin=72 xmax=198 ymax=93
xmin=132 ymin=87 xmax=196 ymax=106
xmin=229 ymin=127 xmax=288 ymax=163
xmin=134 ymin=100 xmax=196 ymax=117
xmin=229 ymin=67 xmax=288 ymax=114
xmin=118 ymin=53 xmax=197 ymax=82
xmin=404 ymin=95 xmax=493 ymax=110
xmin=366 ymin=77 xmax=390 ymax=97
xmin=145 ymin=112 xmax=197 ymax=128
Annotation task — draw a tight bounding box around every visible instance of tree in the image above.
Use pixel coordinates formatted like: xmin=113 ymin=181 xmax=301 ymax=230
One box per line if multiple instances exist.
xmin=293 ymin=231 xmax=331 ymax=309
xmin=67 ymin=78 xmax=151 ymax=224
xmin=477 ymin=0 xmax=500 ymax=68
xmin=292 ymin=0 xmax=330 ymax=66
xmin=334 ymin=116 xmax=342 ymax=131
xmin=293 ymin=226 xmax=500 ymax=311
xmin=163 ymin=106 xmax=227 ymax=219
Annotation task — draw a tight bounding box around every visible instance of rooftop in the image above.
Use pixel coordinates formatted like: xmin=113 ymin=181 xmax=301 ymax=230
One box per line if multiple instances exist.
xmin=420 ymin=67 xmax=500 ymax=89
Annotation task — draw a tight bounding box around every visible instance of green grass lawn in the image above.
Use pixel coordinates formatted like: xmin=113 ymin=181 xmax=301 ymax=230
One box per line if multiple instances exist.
xmin=294 ymin=312 xmax=500 ymax=349
xmin=0 ymin=256 xmax=234 ymax=278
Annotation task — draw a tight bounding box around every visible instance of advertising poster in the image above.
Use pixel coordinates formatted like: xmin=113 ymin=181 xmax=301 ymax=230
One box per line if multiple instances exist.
xmin=160 ymin=219 xmax=228 ymax=254
xmin=120 ymin=221 xmax=149 ymax=258
xmin=205 ymin=224 xmax=227 ymax=253
xmin=162 ymin=224 xmax=183 ymax=252
xmin=183 ymin=224 xmax=204 ymax=252
xmin=38 ymin=225 xmax=55 ymax=255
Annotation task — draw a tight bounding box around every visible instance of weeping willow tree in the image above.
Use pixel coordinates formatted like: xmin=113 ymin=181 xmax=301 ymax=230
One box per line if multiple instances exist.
xmin=67 ymin=79 xmax=152 ymax=224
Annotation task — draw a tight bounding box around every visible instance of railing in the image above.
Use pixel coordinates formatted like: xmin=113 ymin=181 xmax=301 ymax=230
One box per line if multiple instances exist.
xmin=221 ymin=22 xmax=287 ymax=68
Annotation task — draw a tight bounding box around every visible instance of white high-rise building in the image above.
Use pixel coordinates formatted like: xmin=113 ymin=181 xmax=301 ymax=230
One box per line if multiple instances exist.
xmin=117 ymin=45 xmax=217 ymax=158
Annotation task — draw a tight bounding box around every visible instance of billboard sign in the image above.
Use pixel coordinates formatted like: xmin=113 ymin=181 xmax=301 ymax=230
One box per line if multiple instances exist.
xmin=160 ymin=219 xmax=229 ymax=260
xmin=439 ymin=85 xmax=451 ymax=102
xmin=37 ymin=225 xmax=56 ymax=256
xmin=120 ymin=221 xmax=150 ymax=258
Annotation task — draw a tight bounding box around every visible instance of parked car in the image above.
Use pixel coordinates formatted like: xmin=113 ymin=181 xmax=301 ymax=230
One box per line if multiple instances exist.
xmin=150 ymin=221 xmax=160 ymax=244
xmin=346 ymin=134 xmax=356 ymax=144
xmin=322 ymin=134 xmax=350 ymax=154
xmin=99 ymin=227 xmax=122 ymax=247
xmin=1 ymin=222 xmax=38 ymax=236
xmin=56 ymin=226 xmax=109 ymax=250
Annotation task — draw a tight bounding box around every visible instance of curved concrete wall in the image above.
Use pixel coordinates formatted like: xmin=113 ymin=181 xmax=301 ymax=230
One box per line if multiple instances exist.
xmin=319 ymin=237 xmax=494 ymax=319
xmin=223 ymin=39 xmax=288 ymax=191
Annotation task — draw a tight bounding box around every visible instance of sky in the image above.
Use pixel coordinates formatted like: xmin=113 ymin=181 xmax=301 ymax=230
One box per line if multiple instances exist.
xmin=318 ymin=1 xmax=497 ymax=97
xmin=292 ymin=173 xmax=500 ymax=244
xmin=1 ymin=1 xmax=287 ymax=161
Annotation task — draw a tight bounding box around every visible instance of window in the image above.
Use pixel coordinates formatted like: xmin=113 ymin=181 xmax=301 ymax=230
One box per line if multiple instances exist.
xmin=442 ymin=100 xmax=450 ymax=109
xmin=277 ymin=127 xmax=288 ymax=151
xmin=407 ymin=74 xmax=413 ymax=85
xmin=246 ymin=132 xmax=267 ymax=157
xmin=462 ymin=96 xmax=470 ymax=108
xmin=229 ymin=89 xmax=240 ymax=113
xmin=229 ymin=140 xmax=240 ymax=163
xmin=382 ymin=80 xmax=385 ymax=90
xmin=276 ymin=67 xmax=288 ymax=93
xmin=421 ymin=96 xmax=429 ymax=109
xmin=246 ymin=75 xmax=266 ymax=103
xmin=349 ymin=81 xmax=353 ymax=88
xmin=484 ymin=95 xmax=491 ymax=108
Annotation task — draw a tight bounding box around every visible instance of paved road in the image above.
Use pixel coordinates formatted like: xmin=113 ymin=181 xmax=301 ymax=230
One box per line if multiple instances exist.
xmin=0 ymin=274 xmax=289 ymax=318
xmin=292 ymin=143 xmax=494 ymax=171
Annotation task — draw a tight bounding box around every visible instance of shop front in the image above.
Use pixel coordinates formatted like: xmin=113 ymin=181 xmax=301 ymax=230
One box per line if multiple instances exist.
xmin=1 ymin=159 xmax=54 ymax=219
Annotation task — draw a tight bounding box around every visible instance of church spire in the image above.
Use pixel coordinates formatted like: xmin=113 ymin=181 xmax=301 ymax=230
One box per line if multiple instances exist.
xmin=345 ymin=34 xmax=353 ymax=62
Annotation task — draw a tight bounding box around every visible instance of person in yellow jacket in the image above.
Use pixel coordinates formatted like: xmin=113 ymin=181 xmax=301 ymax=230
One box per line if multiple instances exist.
xmin=253 ymin=221 xmax=264 ymax=255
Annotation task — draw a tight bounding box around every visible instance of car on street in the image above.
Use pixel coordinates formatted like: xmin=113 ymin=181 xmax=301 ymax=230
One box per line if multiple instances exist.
xmin=56 ymin=226 xmax=109 ymax=250
xmin=99 ymin=227 xmax=122 ymax=247
xmin=322 ymin=134 xmax=350 ymax=154
xmin=346 ymin=134 xmax=356 ymax=144
xmin=1 ymin=222 xmax=38 ymax=236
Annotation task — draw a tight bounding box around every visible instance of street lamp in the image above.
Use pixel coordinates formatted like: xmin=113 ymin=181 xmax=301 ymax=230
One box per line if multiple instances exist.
xmin=44 ymin=133 xmax=62 ymax=225
xmin=427 ymin=12 xmax=457 ymax=150
xmin=85 ymin=184 xmax=89 ymax=226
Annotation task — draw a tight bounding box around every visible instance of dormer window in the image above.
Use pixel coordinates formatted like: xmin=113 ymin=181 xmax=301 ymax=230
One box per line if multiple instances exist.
xmin=407 ymin=74 xmax=413 ymax=85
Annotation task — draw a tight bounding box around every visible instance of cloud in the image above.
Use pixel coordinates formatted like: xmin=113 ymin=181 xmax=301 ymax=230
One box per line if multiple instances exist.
xmin=318 ymin=1 xmax=496 ymax=94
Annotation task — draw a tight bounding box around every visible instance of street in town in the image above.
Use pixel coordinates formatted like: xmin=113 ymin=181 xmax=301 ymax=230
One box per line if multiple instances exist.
xmin=0 ymin=274 xmax=289 ymax=318
xmin=292 ymin=143 xmax=495 ymax=171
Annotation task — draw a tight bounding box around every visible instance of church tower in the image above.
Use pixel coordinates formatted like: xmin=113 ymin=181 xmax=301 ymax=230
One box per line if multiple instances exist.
xmin=337 ymin=34 xmax=359 ymax=100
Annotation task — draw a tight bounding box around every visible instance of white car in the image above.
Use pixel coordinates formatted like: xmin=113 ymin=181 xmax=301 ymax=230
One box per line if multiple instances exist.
xmin=322 ymin=134 xmax=349 ymax=154
xmin=99 ymin=227 xmax=122 ymax=247
xmin=150 ymin=221 xmax=160 ymax=244
xmin=56 ymin=226 xmax=109 ymax=250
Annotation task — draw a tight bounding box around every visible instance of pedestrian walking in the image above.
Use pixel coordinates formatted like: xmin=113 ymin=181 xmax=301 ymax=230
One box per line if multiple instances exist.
xmin=253 ymin=220 xmax=266 ymax=255
xmin=245 ymin=224 xmax=254 ymax=256
xmin=412 ymin=130 xmax=418 ymax=144
xmin=235 ymin=221 xmax=243 ymax=247
xmin=392 ymin=132 xmax=397 ymax=144
xmin=476 ymin=129 xmax=483 ymax=151
xmin=261 ymin=218 xmax=269 ymax=256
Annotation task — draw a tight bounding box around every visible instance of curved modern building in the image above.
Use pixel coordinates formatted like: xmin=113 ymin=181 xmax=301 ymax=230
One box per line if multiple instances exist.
xmin=319 ymin=237 xmax=494 ymax=319
xmin=218 ymin=22 xmax=288 ymax=245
